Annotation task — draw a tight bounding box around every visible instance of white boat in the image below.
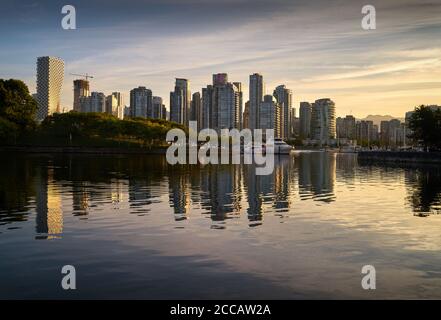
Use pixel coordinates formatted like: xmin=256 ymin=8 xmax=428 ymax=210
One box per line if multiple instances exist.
xmin=266 ymin=138 xmax=294 ymax=154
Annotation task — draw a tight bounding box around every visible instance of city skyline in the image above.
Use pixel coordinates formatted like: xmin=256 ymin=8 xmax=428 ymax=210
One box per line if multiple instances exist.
xmin=2 ymin=0 xmax=441 ymax=118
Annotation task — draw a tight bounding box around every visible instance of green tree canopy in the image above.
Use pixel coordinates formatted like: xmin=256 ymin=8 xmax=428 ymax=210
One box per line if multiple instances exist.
xmin=408 ymin=105 xmax=441 ymax=151
xmin=0 ymin=79 xmax=37 ymax=130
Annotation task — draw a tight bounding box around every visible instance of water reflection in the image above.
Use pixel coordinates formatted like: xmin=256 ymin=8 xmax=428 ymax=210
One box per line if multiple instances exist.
xmin=35 ymin=167 xmax=63 ymax=239
xmin=1 ymin=152 xmax=441 ymax=237
xmin=405 ymin=167 xmax=441 ymax=216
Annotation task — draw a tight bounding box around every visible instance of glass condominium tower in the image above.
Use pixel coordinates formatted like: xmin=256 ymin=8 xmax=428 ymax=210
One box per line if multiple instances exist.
xmin=36 ymin=56 xmax=65 ymax=121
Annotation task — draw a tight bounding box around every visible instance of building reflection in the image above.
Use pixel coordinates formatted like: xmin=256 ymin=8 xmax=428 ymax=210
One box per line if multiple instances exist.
xmin=198 ymin=164 xmax=242 ymax=222
xmin=168 ymin=165 xmax=191 ymax=220
xmin=72 ymin=181 xmax=91 ymax=215
xmin=35 ymin=167 xmax=63 ymax=239
xmin=0 ymin=152 xmax=363 ymax=234
xmin=298 ymin=152 xmax=336 ymax=203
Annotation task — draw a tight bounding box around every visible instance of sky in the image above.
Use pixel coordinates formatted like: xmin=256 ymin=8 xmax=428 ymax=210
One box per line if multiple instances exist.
xmin=1 ymin=0 xmax=441 ymax=118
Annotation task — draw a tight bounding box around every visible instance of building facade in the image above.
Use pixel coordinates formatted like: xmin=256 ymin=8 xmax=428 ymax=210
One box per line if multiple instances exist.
xmin=259 ymin=95 xmax=283 ymax=138
xmin=73 ymin=79 xmax=90 ymax=112
xmin=130 ymin=86 xmax=152 ymax=118
xmin=299 ymin=102 xmax=312 ymax=139
xmin=170 ymin=78 xmax=190 ymax=125
xmin=79 ymin=91 xmax=105 ymax=113
xmin=201 ymin=74 xmax=242 ymax=133
xmin=36 ymin=56 xmax=65 ymax=121
xmin=273 ymin=85 xmax=292 ymax=139
xmin=249 ymin=73 xmax=264 ymax=130
xmin=311 ymin=98 xmax=336 ymax=144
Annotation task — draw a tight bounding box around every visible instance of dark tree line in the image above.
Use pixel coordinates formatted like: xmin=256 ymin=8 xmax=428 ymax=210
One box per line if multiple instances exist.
xmin=408 ymin=105 xmax=441 ymax=151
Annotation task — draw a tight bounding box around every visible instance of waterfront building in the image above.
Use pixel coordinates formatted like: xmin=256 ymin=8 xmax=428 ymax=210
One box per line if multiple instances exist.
xmin=130 ymin=86 xmax=152 ymax=118
xmin=273 ymin=85 xmax=292 ymax=139
xmin=299 ymin=102 xmax=312 ymax=139
xmin=152 ymin=96 xmax=165 ymax=120
xmin=249 ymin=73 xmax=264 ymax=130
xmin=311 ymin=98 xmax=336 ymax=145
xmin=259 ymin=95 xmax=283 ymax=138
xmin=190 ymin=92 xmax=202 ymax=131
xmin=243 ymin=101 xmax=250 ymax=129
xmin=36 ymin=56 xmax=65 ymax=121
xmin=170 ymin=78 xmax=191 ymax=125
xmin=201 ymin=73 xmax=242 ymax=132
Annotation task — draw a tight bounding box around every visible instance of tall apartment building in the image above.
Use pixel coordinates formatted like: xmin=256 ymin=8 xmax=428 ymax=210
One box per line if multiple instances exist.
xmin=273 ymin=85 xmax=292 ymax=139
xmin=105 ymin=92 xmax=124 ymax=119
xmin=170 ymin=78 xmax=190 ymax=125
xmin=311 ymin=98 xmax=336 ymax=144
xmin=259 ymin=95 xmax=283 ymax=138
xmin=201 ymin=74 xmax=242 ymax=132
xmin=152 ymin=96 xmax=165 ymax=120
xmin=73 ymin=79 xmax=90 ymax=112
xmin=190 ymin=92 xmax=202 ymax=131
xmin=202 ymin=85 xmax=214 ymax=129
xmin=356 ymin=120 xmax=374 ymax=144
xmin=299 ymin=102 xmax=312 ymax=139
xmin=243 ymin=101 xmax=250 ymax=129
xmin=336 ymin=115 xmax=356 ymax=140
xmin=36 ymin=56 xmax=65 ymax=121
xmin=130 ymin=86 xmax=152 ymax=118
xmin=290 ymin=107 xmax=298 ymax=137
xmin=249 ymin=73 xmax=264 ymax=130
xmin=381 ymin=119 xmax=404 ymax=147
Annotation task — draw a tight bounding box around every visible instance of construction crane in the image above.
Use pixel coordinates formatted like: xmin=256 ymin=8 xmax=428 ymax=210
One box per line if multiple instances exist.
xmin=70 ymin=73 xmax=94 ymax=81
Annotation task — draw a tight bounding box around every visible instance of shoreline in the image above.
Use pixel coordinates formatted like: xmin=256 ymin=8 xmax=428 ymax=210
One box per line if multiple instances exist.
xmin=0 ymin=145 xmax=168 ymax=155
xmin=358 ymin=151 xmax=441 ymax=164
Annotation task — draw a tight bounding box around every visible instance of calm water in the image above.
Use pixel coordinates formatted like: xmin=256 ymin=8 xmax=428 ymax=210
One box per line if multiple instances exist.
xmin=1 ymin=151 xmax=441 ymax=299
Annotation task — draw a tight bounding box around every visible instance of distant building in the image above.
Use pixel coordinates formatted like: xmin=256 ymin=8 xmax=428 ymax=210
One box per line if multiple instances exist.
xmin=152 ymin=96 xmax=164 ymax=119
xmin=190 ymin=92 xmax=202 ymax=131
xmin=380 ymin=118 xmax=407 ymax=147
xmin=73 ymin=79 xmax=90 ymax=112
xmin=112 ymin=92 xmax=124 ymax=119
xmin=311 ymin=98 xmax=336 ymax=145
xmin=356 ymin=120 xmax=375 ymax=145
xmin=105 ymin=92 xmax=123 ymax=119
xmin=130 ymin=86 xmax=152 ymax=118
xmin=289 ymin=107 xmax=298 ymax=138
xmin=79 ymin=92 xmax=105 ymax=113
xmin=249 ymin=73 xmax=264 ymax=130
xmin=36 ymin=56 xmax=65 ymax=121
xmin=202 ymin=85 xmax=214 ymax=129
xmin=201 ymin=74 xmax=242 ymax=132
xmin=124 ymin=105 xmax=130 ymax=118
xmin=273 ymin=85 xmax=292 ymax=139
xmin=170 ymin=78 xmax=190 ymax=125
xmin=336 ymin=115 xmax=356 ymax=140
xmin=105 ymin=94 xmax=117 ymax=115
xmin=243 ymin=101 xmax=250 ymax=129
xmin=299 ymin=102 xmax=312 ymax=139
xmin=259 ymin=95 xmax=282 ymax=138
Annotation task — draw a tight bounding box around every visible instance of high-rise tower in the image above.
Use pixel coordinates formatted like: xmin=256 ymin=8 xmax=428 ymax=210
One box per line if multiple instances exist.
xmin=36 ymin=56 xmax=65 ymax=120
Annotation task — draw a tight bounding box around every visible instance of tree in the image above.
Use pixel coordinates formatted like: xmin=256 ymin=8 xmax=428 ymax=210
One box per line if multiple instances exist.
xmin=0 ymin=79 xmax=37 ymax=131
xmin=408 ymin=105 xmax=441 ymax=151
